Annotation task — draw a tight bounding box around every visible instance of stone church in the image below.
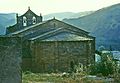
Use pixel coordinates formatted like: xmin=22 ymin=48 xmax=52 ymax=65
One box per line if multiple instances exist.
xmin=6 ymin=7 xmax=95 ymax=73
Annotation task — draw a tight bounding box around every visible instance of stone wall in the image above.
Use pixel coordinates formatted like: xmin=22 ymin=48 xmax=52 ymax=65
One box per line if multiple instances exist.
xmin=30 ymin=40 xmax=95 ymax=73
xmin=0 ymin=37 xmax=22 ymax=83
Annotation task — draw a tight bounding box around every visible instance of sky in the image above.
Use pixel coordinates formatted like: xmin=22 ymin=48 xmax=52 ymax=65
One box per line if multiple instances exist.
xmin=0 ymin=0 xmax=120 ymax=15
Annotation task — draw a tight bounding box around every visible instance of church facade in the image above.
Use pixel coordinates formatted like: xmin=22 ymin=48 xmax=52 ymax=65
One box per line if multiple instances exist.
xmin=6 ymin=8 xmax=95 ymax=73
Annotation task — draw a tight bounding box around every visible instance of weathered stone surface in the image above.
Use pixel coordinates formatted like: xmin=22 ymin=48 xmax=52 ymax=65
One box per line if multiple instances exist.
xmin=28 ymin=40 xmax=95 ymax=73
xmin=0 ymin=37 xmax=22 ymax=83
xmin=5 ymin=8 xmax=95 ymax=73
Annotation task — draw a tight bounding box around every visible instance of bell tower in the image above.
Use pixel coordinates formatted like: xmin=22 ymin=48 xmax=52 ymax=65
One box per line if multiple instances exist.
xmin=6 ymin=7 xmax=43 ymax=34
xmin=16 ymin=7 xmax=43 ymax=28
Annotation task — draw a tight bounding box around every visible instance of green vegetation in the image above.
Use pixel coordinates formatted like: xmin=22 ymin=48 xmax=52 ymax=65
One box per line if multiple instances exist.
xmin=22 ymin=51 xmax=120 ymax=83
xmin=22 ymin=72 xmax=106 ymax=83
xmin=89 ymin=51 xmax=120 ymax=83
xmin=89 ymin=52 xmax=118 ymax=76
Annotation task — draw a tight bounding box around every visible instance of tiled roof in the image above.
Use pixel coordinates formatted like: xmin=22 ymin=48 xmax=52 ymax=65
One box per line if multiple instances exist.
xmin=29 ymin=28 xmax=93 ymax=41
xmin=29 ymin=28 xmax=63 ymax=40
xmin=9 ymin=21 xmax=47 ymax=35
xmin=7 ymin=18 xmax=94 ymax=41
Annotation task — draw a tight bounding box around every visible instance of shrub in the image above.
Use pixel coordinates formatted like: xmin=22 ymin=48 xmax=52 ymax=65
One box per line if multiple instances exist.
xmin=89 ymin=52 xmax=118 ymax=76
xmin=112 ymin=73 xmax=120 ymax=83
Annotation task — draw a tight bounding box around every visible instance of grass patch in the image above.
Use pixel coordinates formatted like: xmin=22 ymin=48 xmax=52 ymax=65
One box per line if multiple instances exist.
xmin=22 ymin=72 xmax=108 ymax=83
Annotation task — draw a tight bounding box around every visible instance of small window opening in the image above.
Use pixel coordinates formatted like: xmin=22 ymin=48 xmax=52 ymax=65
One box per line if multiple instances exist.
xmin=23 ymin=16 xmax=27 ymax=26
xmin=32 ymin=16 xmax=36 ymax=24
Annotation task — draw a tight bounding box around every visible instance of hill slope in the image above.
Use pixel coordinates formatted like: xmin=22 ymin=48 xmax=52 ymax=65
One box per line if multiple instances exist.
xmin=43 ymin=11 xmax=93 ymax=20
xmin=0 ymin=11 xmax=93 ymax=35
xmin=0 ymin=13 xmax=16 ymax=35
xmin=63 ymin=3 xmax=120 ymax=50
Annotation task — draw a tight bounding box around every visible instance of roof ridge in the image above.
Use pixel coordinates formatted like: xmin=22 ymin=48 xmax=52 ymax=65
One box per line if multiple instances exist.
xmin=19 ymin=8 xmax=39 ymax=17
xmin=54 ymin=19 xmax=89 ymax=34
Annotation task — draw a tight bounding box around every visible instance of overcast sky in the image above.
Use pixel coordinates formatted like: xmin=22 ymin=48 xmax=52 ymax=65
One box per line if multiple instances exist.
xmin=0 ymin=0 xmax=120 ymax=15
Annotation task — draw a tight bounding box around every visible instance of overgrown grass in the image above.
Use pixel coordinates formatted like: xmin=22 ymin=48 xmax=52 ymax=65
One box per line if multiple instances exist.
xmin=22 ymin=72 xmax=106 ymax=83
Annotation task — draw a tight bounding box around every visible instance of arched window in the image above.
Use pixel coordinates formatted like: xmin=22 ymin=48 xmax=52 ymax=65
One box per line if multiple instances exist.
xmin=23 ymin=16 xmax=27 ymax=26
xmin=32 ymin=16 xmax=36 ymax=24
